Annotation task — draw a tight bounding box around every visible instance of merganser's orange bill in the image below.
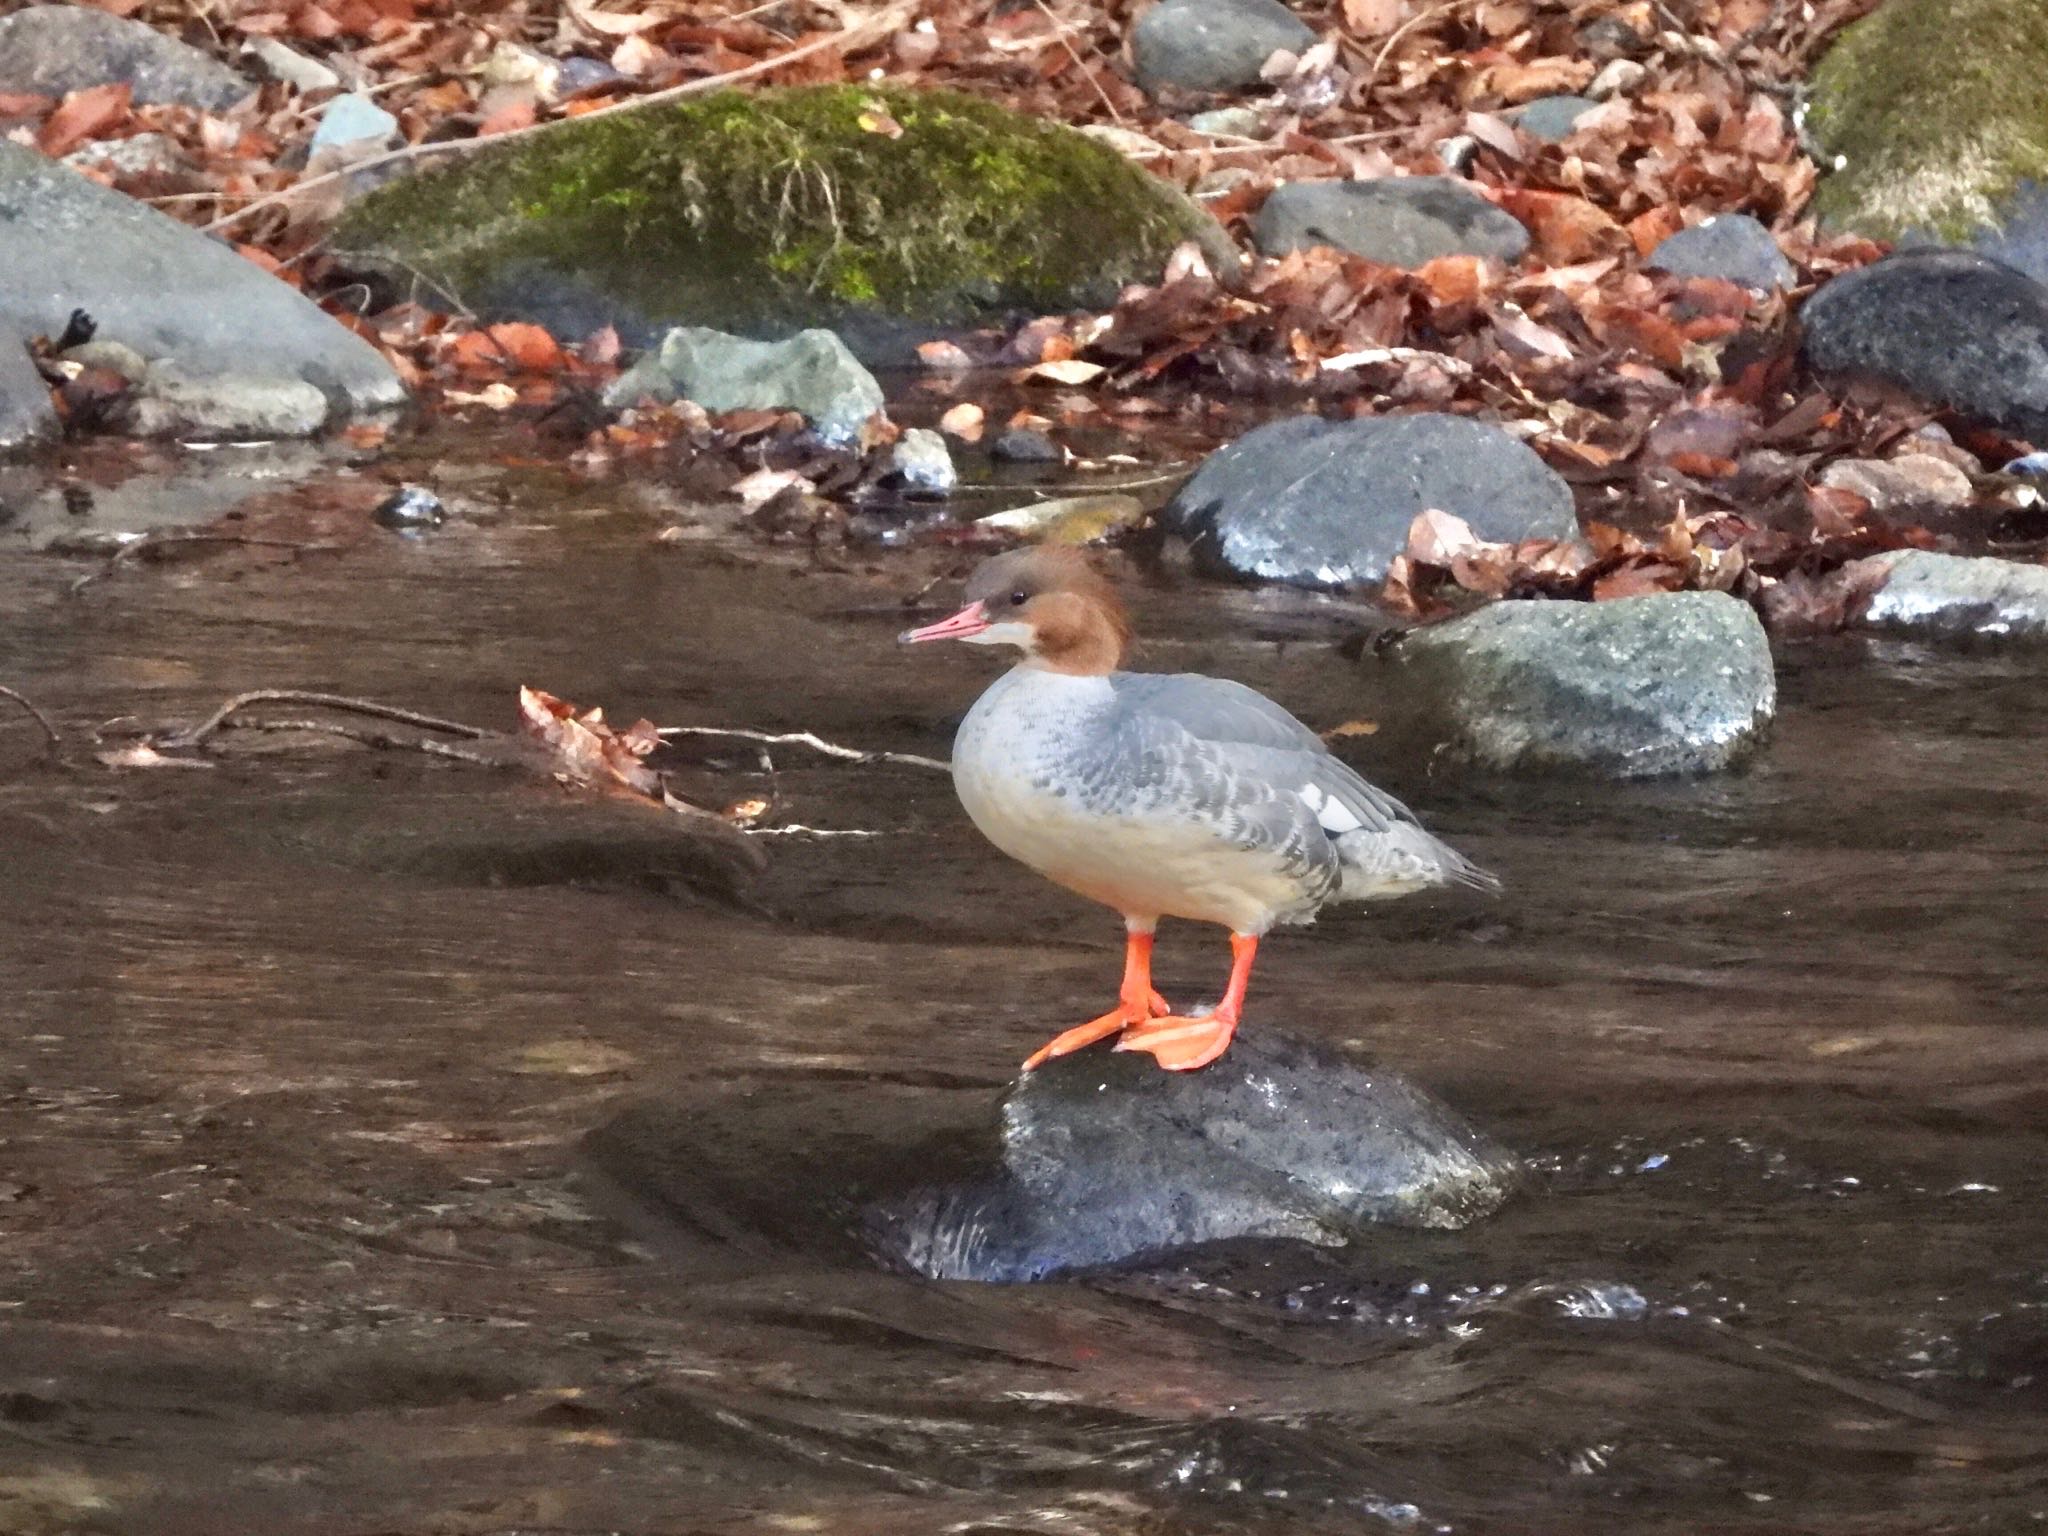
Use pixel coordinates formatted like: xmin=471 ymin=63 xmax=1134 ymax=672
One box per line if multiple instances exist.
xmin=899 ymin=600 xmax=991 ymax=644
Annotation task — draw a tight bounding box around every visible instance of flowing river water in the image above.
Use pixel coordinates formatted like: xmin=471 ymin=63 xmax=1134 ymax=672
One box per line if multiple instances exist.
xmin=0 ymin=442 xmax=2043 ymax=1534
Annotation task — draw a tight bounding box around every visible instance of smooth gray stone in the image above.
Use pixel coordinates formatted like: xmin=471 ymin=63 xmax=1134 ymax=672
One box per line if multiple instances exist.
xmin=0 ymin=333 xmax=56 ymax=453
xmin=1648 ymin=213 xmax=1795 ymax=292
xmin=0 ymin=143 xmax=405 ymax=433
xmin=1388 ymin=593 xmax=1777 ymax=778
xmin=880 ymin=1030 xmax=1518 ymax=1282
xmin=0 ymin=5 xmax=252 ymax=110
xmin=122 ymin=362 xmax=330 ymax=440
xmin=1515 ymin=94 xmax=1599 ymax=142
xmin=1166 ymin=413 xmax=1577 ymax=588
xmin=889 ymin=427 xmax=956 ymax=493
xmin=1131 ymin=0 xmax=1315 ymax=93
xmin=1854 ymin=550 xmax=2048 ymax=640
xmin=1252 ymin=177 xmax=1530 ymax=266
xmin=603 ymin=326 xmax=883 ymax=447
xmin=1801 ymin=248 xmax=2048 ymax=443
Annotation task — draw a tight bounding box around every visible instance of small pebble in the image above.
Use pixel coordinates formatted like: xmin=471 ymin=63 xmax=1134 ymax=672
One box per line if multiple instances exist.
xmin=373 ymin=485 xmax=445 ymax=530
xmin=991 ymin=427 xmax=1062 ymax=463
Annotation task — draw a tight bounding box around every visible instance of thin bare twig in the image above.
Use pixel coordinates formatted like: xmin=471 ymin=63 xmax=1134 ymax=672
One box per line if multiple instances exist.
xmin=1031 ymin=0 xmax=1124 ymax=125
xmin=160 ymin=690 xmax=492 ymax=750
xmin=0 ymin=685 xmax=60 ymax=750
xmin=658 ymin=724 xmax=948 ymax=771
xmin=203 ymin=5 xmax=912 ymax=235
xmin=1364 ymin=0 xmax=1476 ymax=91
xmin=212 ymin=717 xmax=524 ymax=769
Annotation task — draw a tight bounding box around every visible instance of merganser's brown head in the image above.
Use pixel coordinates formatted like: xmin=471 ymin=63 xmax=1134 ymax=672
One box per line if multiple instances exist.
xmin=900 ymin=546 xmax=1130 ymax=675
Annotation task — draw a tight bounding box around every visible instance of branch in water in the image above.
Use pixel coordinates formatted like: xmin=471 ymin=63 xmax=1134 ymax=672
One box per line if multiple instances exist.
xmin=159 ymin=690 xmax=493 ymax=750
xmin=659 ymin=724 xmax=949 ymax=772
xmin=0 ymin=685 xmax=60 ymax=750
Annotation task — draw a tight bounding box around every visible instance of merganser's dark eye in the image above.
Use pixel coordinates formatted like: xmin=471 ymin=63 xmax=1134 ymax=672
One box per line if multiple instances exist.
xmin=1009 ymin=589 xmax=1028 ymax=607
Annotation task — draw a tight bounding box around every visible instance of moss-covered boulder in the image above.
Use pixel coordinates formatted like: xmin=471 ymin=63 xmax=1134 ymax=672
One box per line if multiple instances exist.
xmin=1808 ymin=0 xmax=2048 ymax=281
xmin=334 ymin=84 xmax=1235 ymax=361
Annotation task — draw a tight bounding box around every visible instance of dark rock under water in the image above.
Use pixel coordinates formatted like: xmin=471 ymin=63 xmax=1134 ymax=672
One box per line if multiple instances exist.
xmin=584 ymin=1029 xmax=1517 ymax=1284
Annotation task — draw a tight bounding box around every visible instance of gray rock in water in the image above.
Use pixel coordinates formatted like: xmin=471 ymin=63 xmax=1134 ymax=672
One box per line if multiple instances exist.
xmin=0 ymin=5 xmax=252 ymax=110
xmin=603 ymin=326 xmax=883 ymax=447
xmin=1515 ymin=94 xmax=1599 ymax=142
xmin=1853 ymin=550 xmax=2048 ymax=640
xmin=1389 ymin=593 xmax=1777 ymax=777
xmin=1648 ymin=213 xmax=1795 ymax=293
xmin=1252 ymin=177 xmax=1531 ymax=266
xmin=122 ymin=361 xmax=332 ymax=440
xmin=1166 ymin=413 xmax=1577 ymax=588
xmin=0 ymin=333 xmax=56 ymax=454
xmin=1131 ymin=0 xmax=1316 ymax=94
xmin=991 ymin=426 xmax=1062 ymax=463
xmin=0 ymin=143 xmax=404 ymax=434
xmin=1801 ymin=249 xmax=2048 ymax=443
xmin=889 ymin=426 xmax=956 ymax=493
xmin=883 ymin=1030 xmax=1518 ymax=1282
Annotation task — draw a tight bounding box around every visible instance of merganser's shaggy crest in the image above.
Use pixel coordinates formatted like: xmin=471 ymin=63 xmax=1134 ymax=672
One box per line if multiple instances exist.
xmin=902 ymin=547 xmax=1498 ymax=1072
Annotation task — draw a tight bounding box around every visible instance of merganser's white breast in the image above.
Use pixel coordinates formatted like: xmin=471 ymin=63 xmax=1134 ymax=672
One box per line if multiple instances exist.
xmin=951 ymin=666 xmax=1337 ymax=933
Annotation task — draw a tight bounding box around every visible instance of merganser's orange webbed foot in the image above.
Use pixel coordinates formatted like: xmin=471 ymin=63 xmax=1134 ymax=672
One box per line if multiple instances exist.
xmin=1022 ymin=928 xmax=1170 ymax=1071
xmin=1114 ymin=1009 xmax=1238 ymax=1071
xmin=1114 ymin=933 xmax=1259 ymax=1073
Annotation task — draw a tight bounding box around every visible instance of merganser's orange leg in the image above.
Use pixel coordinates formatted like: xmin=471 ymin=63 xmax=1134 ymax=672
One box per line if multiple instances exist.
xmin=1022 ymin=927 xmax=1171 ymax=1071
xmin=1116 ymin=933 xmax=1258 ymax=1072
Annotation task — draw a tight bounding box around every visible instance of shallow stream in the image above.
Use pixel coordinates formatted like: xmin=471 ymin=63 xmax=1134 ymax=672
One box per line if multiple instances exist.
xmin=0 ymin=443 xmax=2043 ymax=1533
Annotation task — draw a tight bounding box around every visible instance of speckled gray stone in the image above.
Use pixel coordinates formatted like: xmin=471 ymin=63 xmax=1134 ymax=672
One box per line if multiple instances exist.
xmin=1252 ymin=176 xmax=1530 ymax=266
xmin=0 ymin=5 xmax=252 ymax=110
xmin=603 ymin=325 xmax=883 ymax=446
xmin=883 ymin=1030 xmax=1519 ymax=1282
xmin=889 ymin=426 xmax=956 ymax=493
xmin=1648 ymin=213 xmax=1795 ymax=293
xmin=1131 ymin=0 xmax=1315 ymax=93
xmin=0 ymin=142 xmax=405 ymax=432
xmin=0 ymin=333 xmax=56 ymax=453
xmin=1391 ymin=593 xmax=1777 ymax=778
xmin=1165 ymin=413 xmax=1577 ymax=588
xmin=1855 ymin=550 xmax=2048 ymax=640
xmin=1801 ymin=249 xmax=2048 ymax=443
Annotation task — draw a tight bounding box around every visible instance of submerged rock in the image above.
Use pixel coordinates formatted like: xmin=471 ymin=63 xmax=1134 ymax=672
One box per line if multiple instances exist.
xmin=0 ymin=5 xmax=252 ymax=110
xmin=1853 ymin=550 xmax=2048 ymax=640
xmin=0 ymin=143 xmax=405 ymax=436
xmin=881 ymin=1031 xmax=1517 ymax=1281
xmin=1131 ymin=0 xmax=1316 ymax=94
xmin=335 ymin=84 xmax=1235 ymax=364
xmin=0 ymin=334 xmax=56 ymax=453
xmin=1648 ymin=213 xmax=1795 ymax=293
xmin=1251 ymin=177 xmax=1530 ymax=267
xmin=604 ymin=326 xmax=883 ymax=447
xmin=1800 ymin=250 xmax=2048 ymax=443
xmin=1387 ymin=594 xmax=1777 ymax=777
xmin=1807 ymin=0 xmax=2048 ymax=283
xmin=1165 ymin=413 xmax=1576 ymax=588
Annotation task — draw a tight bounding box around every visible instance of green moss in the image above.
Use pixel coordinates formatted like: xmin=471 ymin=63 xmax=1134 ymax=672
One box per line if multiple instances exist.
xmin=1808 ymin=0 xmax=2048 ymax=241
xmin=334 ymin=84 xmax=1232 ymax=356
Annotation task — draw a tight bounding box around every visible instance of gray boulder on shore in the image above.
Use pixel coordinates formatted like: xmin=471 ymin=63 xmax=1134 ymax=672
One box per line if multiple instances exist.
xmin=1648 ymin=213 xmax=1795 ymax=293
xmin=1801 ymin=249 xmax=2048 ymax=445
xmin=1853 ymin=550 xmax=2048 ymax=641
xmin=1386 ymin=593 xmax=1777 ymax=778
xmin=1165 ymin=413 xmax=1578 ymax=589
xmin=0 ymin=335 xmax=56 ymax=454
xmin=1131 ymin=0 xmax=1316 ymax=94
xmin=1252 ymin=177 xmax=1531 ymax=267
xmin=0 ymin=5 xmax=253 ymax=110
xmin=0 ymin=142 xmax=406 ymax=439
xmin=604 ymin=326 xmax=884 ymax=447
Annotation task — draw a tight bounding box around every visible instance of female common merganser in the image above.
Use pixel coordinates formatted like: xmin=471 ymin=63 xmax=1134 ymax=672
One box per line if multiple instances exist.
xmin=902 ymin=547 xmax=1498 ymax=1073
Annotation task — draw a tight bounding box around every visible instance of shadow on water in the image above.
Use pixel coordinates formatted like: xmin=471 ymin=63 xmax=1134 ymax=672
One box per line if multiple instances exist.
xmin=0 ymin=449 xmax=2043 ymax=1532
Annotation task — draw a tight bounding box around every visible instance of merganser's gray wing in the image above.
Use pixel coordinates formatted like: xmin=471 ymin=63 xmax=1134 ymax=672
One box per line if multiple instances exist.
xmin=1107 ymin=669 xmax=1499 ymax=897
